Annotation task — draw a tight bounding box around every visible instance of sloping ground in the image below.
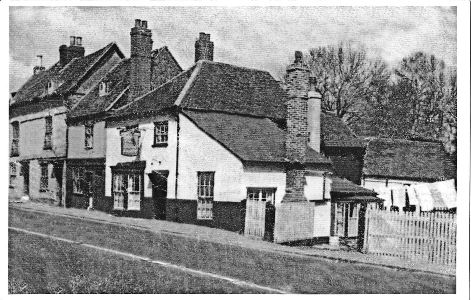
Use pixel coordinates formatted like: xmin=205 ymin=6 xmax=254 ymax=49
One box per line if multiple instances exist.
xmin=9 ymin=203 xmax=455 ymax=294
xmin=9 ymin=230 xmax=258 ymax=294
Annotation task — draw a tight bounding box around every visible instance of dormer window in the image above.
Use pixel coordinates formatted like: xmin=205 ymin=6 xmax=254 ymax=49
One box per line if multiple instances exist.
xmin=47 ymin=80 xmax=55 ymax=95
xmin=99 ymin=82 xmax=109 ymax=96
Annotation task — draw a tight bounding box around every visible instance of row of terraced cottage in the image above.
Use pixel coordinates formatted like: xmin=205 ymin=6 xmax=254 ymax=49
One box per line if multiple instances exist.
xmin=9 ymin=19 xmax=455 ymax=244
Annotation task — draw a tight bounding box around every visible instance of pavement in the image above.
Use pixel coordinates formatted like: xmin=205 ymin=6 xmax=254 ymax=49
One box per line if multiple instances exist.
xmin=9 ymin=200 xmax=456 ymax=277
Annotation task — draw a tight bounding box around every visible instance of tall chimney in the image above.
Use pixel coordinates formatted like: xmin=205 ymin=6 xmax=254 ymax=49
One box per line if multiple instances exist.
xmin=33 ymin=55 xmax=45 ymax=75
xmin=59 ymin=36 xmax=85 ymax=67
xmin=130 ymin=19 xmax=153 ymax=100
xmin=195 ymin=32 xmax=214 ymax=62
xmin=307 ymin=76 xmax=321 ymax=152
xmin=282 ymin=51 xmax=310 ymax=203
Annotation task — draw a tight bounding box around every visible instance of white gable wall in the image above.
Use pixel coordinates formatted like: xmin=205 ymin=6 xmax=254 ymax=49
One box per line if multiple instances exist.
xmin=178 ymin=114 xmax=244 ymax=201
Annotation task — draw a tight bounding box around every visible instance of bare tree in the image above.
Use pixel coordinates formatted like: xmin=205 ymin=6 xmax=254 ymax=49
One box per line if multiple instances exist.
xmin=394 ymin=52 xmax=456 ymax=146
xmin=307 ymin=42 xmax=391 ymax=122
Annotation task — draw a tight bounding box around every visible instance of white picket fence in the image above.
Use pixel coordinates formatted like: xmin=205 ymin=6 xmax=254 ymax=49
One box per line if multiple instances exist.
xmin=364 ymin=209 xmax=456 ymax=267
xmin=244 ymin=199 xmax=266 ymax=239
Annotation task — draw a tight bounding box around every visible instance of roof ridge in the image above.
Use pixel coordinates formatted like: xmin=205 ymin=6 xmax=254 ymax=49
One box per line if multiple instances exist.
xmin=113 ymin=67 xmax=193 ymax=112
xmin=200 ymin=59 xmax=273 ymax=75
xmin=174 ymin=62 xmax=202 ymax=106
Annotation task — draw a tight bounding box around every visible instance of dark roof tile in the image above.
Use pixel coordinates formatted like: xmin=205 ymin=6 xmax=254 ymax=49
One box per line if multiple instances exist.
xmin=362 ymin=138 xmax=455 ymax=181
xmin=180 ymin=61 xmax=287 ymax=119
xmin=321 ymin=112 xmax=365 ymax=148
xmin=183 ymin=110 xmax=331 ymax=165
xmin=12 ymin=42 xmax=116 ymax=105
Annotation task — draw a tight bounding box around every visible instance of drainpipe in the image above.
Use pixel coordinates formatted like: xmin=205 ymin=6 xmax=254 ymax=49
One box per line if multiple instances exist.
xmin=175 ymin=112 xmax=180 ymax=200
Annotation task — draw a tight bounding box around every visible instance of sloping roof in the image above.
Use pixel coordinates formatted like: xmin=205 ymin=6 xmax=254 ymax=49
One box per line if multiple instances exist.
xmin=11 ymin=42 xmax=119 ymax=105
xmin=70 ymin=46 xmax=183 ymax=121
xmin=68 ymin=58 xmax=131 ymax=118
xmin=362 ymin=138 xmax=455 ymax=181
xmin=179 ymin=61 xmax=287 ymax=119
xmin=110 ymin=67 xmax=194 ymax=119
xmin=182 ymin=110 xmax=331 ymax=165
xmin=321 ymin=112 xmax=365 ymax=148
xmin=331 ymin=177 xmax=377 ymax=196
xmin=114 ymin=60 xmax=288 ymax=120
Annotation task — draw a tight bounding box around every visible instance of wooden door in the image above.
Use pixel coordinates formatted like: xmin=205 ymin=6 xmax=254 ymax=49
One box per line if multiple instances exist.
xmin=150 ymin=172 xmax=168 ymax=220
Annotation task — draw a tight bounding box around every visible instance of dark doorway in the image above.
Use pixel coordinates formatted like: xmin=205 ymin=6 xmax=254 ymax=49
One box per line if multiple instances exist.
xmin=149 ymin=171 xmax=168 ymax=220
xmin=21 ymin=162 xmax=29 ymax=195
xmin=53 ymin=161 xmax=64 ymax=205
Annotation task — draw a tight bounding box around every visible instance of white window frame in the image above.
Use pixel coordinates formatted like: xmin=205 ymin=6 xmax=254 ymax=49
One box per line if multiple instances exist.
xmin=246 ymin=188 xmax=276 ymax=204
xmin=84 ymin=123 xmax=94 ymax=149
xmin=113 ymin=174 xmax=125 ymax=210
xmin=197 ymin=172 xmax=214 ymax=220
xmin=99 ymin=82 xmax=109 ymax=96
xmin=72 ymin=168 xmax=84 ymax=195
xmin=127 ymin=174 xmax=141 ymax=211
xmin=153 ymin=121 xmax=168 ymax=146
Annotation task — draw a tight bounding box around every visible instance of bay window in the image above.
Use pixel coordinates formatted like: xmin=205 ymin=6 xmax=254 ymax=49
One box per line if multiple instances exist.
xmin=112 ymin=162 xmax=145 ymax=211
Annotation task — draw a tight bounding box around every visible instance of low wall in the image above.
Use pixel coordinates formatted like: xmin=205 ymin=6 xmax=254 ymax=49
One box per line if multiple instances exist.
xmin=274 ymin=201 xmax=316 ymax=243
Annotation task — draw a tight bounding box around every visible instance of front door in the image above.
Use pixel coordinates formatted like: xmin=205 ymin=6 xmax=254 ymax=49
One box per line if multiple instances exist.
xmin=21 ymin=162 xmax=29 ymax=195
xmin=150 ymin=171 xmax=168 ymax=220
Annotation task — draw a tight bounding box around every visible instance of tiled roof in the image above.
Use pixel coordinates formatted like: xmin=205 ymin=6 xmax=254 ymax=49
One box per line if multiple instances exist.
xmin=321 ymin=112 xmax=365 ymax=148
xmin=183 ymin=110 xmax=331 ymax=165
xmin=11 ymin=42 xmax=118 ymax=105
xmin=179 ymin=61 xmax=287 ymax=119
xmin=69 ymin=58 xmax=130 ymax=118
xmin=70 ymin=46 xmax=182 ymax=121
xmin=110 ymin=67 xmax=194 ymax=119
xmin=362 ymin=138 xmax=455 ymax=181
xmin=331 ymin=177 xmax=377 ymax=196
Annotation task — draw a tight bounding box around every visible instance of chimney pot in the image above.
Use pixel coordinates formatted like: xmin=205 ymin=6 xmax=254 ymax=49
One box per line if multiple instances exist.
xmin=135 ymin=19 xmax=141 ymax=27
xmin=70 ymin=36 xmax=76 ymax=46
xmin=294 ymin=51 xmax=303 ymax=63
xmin=141 ymin=20 xmax=148 ymax=28
xmin=76 ymin=37 xmax=82 ymax=46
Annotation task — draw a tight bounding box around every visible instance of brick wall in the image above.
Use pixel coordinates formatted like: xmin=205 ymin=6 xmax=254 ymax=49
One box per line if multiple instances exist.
xmin=130 ymin=20 xmax=153 ymax=100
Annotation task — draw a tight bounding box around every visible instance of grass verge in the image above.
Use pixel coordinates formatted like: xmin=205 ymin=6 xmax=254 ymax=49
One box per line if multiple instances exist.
xmin=9 ymin=207 xmax=456 ymax=293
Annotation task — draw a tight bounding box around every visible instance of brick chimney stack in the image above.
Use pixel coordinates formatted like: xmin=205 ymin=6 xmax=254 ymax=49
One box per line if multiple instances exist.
xmin=59 ymin=36 xmax=85 ymax=67
xmin=307 ymin=76 xmax=322 ymax=152
xmin=283 ymin=51 xmax=310 ymax=203
xmin=195 ymin=32 xmax=214 ymax=62
xmin=130 ymin=19 xmax=153 ymax=100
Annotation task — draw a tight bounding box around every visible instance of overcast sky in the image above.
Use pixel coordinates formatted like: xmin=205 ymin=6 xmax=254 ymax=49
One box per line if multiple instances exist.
xmin=9 ymin=6 xmax=456 ymax=92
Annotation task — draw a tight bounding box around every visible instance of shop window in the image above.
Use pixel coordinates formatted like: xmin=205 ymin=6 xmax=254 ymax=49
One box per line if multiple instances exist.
xmin=127 ymin=174 xmax=141 ymax=210
xmin=112 ymin=173 xmax=142 ymax=211
xmin=113 ymin=174 xmax=125 ymax=210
